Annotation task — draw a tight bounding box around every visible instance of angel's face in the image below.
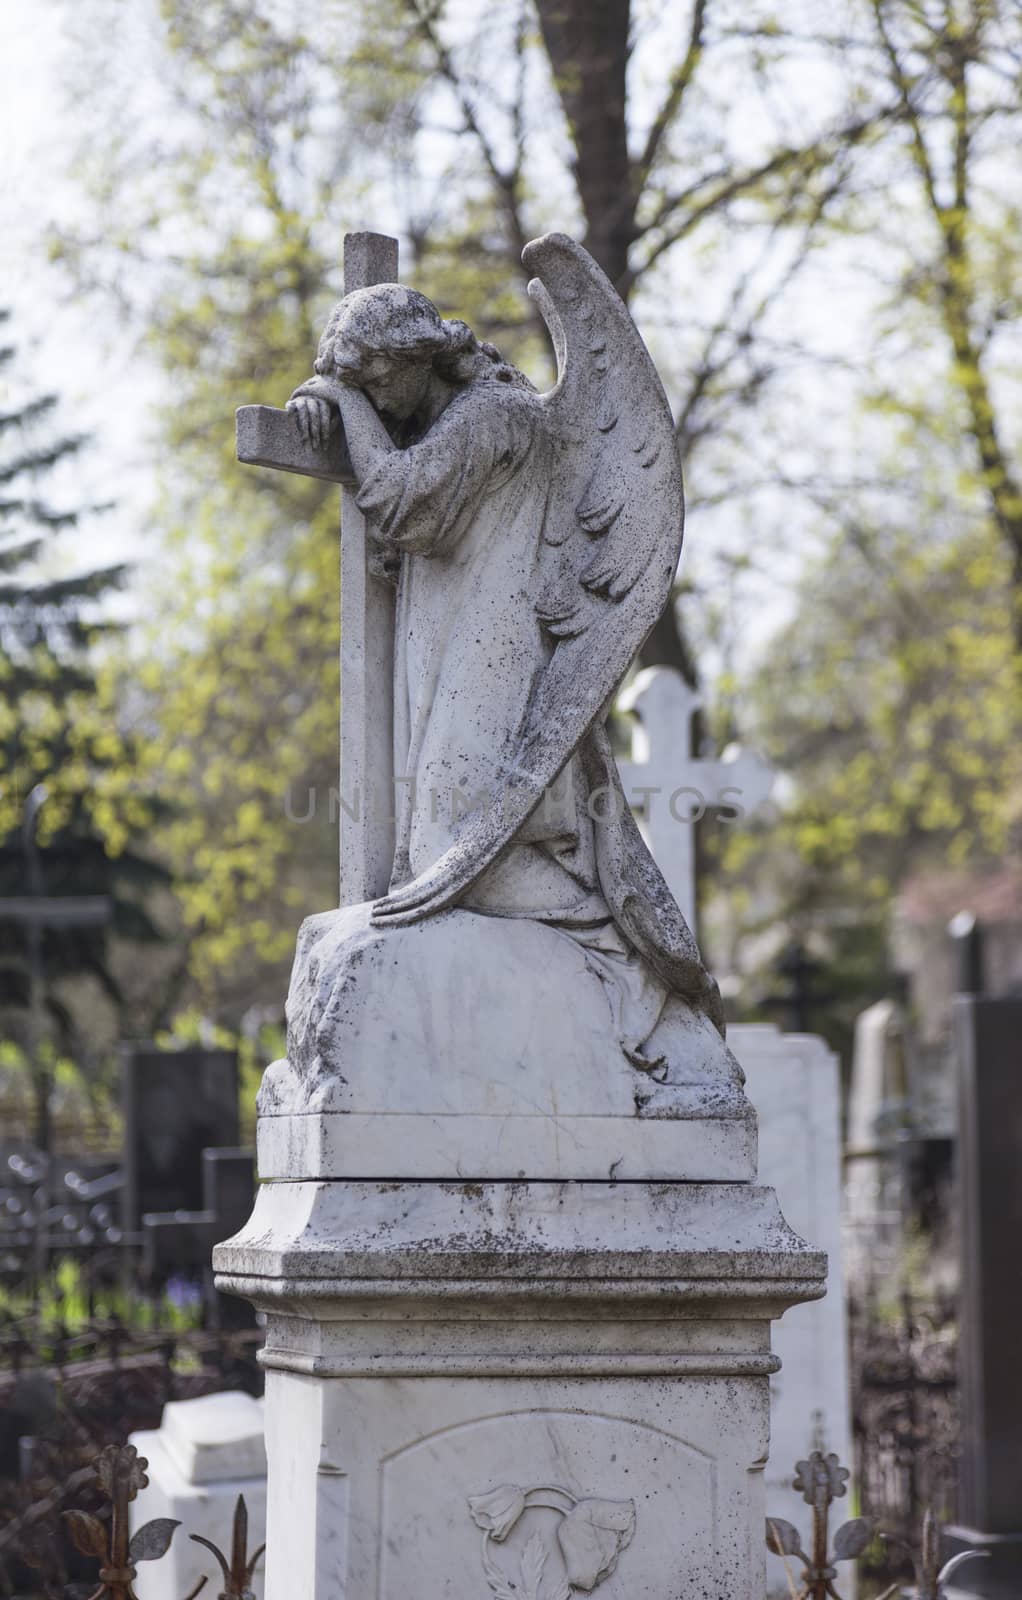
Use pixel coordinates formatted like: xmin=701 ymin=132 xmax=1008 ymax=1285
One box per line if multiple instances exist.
xmin=358 ymin=353 xmax=433 ymax=421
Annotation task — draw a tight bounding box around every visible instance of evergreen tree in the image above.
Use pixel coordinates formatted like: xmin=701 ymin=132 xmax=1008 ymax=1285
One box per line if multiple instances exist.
xmin=0 ymin=309 xmax=171 ymax=1147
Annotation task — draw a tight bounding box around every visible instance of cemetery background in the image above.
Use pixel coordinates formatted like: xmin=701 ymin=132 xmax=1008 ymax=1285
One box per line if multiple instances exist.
xmin=2 ymin=2 xmax=1021 ymax=1596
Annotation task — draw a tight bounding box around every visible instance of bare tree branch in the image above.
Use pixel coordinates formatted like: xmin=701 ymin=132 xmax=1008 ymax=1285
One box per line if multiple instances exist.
xmin=634 ymin=0 xmax=709 ymax=190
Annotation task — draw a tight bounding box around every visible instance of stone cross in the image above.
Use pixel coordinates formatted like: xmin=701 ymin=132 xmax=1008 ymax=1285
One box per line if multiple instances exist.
xmin=616 ymin=665 xmax=775 ymax=936
xmin=236 ymin=232 xmax=399 ymax=905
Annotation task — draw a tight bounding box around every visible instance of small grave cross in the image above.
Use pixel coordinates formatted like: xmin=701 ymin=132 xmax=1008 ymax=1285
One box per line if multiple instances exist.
xmin=761 ymin=941 xmax=839 ymax=1034
xmin=236 ymin=231 xmax=399 ymax=906
xmin=616 ymin=666 xmax=775 ymax=937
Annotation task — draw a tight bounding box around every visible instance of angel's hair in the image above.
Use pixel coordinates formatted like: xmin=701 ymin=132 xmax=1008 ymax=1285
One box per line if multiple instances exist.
xmin=314 ymin=285 xmax=528 ymax=388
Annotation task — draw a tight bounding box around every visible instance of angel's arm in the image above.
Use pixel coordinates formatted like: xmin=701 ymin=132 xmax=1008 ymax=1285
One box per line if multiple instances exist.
xmin=355 ymin=389 xmax=530 ymax=556
xmin=286 ymin=375 xmax=396 ymax=478
xmin=334 ymin=386 xmax=396 ymax=481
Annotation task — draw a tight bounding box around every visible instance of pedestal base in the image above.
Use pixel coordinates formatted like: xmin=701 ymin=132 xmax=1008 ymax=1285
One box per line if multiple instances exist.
xmin=215 ymin=1179 xmax=824 ymax=1600
xmin=260 ymin=1369 xmax=765 ymax=1600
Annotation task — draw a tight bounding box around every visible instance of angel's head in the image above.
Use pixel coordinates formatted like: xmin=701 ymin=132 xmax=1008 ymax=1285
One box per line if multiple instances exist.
xmin=314 ymin=285 xmax=524 ymax=420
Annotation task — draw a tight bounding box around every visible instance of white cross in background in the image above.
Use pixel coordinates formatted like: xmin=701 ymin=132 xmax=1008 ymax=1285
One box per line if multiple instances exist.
xmin=616 ymin=666 xmax=777 ymax=939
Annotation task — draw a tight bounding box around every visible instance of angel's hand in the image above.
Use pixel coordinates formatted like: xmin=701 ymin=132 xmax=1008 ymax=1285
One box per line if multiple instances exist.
xmin=287 ymin=395 xmax=335 ymax=450
xmin=370 ymin=849 xmax=471 ymax=926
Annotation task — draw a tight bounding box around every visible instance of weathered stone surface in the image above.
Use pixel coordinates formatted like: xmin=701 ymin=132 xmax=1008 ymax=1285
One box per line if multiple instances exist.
xmin=224 ymin=228 xmax=829 ymax=1600
xmin=215 ymin=1178 xmax=824 ymax=1600
xmin=258 ymin=1367 xmax=771 ymax=1600
xmin=280 ymin=232 xmax=725 ymax=1087
xmin=236 ymin=404 xmax=354 ymax=484
xmin=215 ymin=1178 xmax=823 ymax=1313
xmin=257 ymin=902 xmax=752 ymax=1182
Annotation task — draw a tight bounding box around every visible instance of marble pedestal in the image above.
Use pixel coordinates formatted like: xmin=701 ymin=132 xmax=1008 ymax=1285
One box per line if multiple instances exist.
xmin=215 ymin=1179 xmax=824 ymax=1600
xmin=215 ymin=905 xmax=826 ymax=1599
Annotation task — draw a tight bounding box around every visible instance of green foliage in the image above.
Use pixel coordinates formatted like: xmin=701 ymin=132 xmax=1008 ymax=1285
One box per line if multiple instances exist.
xmin=0 ymin=311 xmax=170 ymax=1062
xmin=0 ymin=1256 xmax=204 ymax=1339
xmin=704 ymin=1 xmax=1022 ymax=1002
xmin=715 ymin=499 xmax=1020 ymax=1027
xmin=46 ymin=0 xmax=1022 ymax=1023
xmin=50 ymin=0 xmax=876 ymax=1007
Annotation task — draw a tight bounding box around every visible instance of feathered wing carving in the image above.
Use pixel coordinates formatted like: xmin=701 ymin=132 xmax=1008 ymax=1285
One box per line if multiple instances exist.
xmin=371 ymin=235 xmax=710 ymax=1011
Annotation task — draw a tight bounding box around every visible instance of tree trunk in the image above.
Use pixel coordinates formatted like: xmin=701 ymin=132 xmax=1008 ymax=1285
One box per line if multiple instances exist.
xmin=533 ymin=0 xmax=636 ymax=295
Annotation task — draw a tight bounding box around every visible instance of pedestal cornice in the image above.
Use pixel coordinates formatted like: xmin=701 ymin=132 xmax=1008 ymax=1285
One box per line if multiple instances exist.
xmin=213 ymin=1178 xmax=825 ymax=1378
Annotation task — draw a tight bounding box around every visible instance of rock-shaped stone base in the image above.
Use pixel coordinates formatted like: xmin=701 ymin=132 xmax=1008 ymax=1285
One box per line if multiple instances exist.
xmin=259 ymin=904 xmax=755 ymax=1182
xmin=214 ymin=1178 xmax=825 ymax=1600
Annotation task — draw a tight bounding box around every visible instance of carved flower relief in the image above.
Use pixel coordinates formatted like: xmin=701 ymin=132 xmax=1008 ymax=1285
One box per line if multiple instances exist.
xmin=469 ymin=1484 xmax=636 ymax=1595
xmin=556 ymin=1500 xmax=635 ymax=1591
xmin=468 ymin=1487 xmax=528 ymax=1543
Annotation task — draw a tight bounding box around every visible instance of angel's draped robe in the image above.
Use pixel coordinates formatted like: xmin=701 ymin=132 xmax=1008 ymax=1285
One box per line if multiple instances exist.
xmin=352 ymin=370 xmax=673 ymax=1069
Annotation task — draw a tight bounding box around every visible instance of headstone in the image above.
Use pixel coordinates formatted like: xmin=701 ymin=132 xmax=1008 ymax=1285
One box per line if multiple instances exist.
xmin=141 ymin=1210 xmax=219 ymax=1289
xmin=202 ymin=1148 xmax=257 ymax=1327
xmin=129 ymin=1391 xmax=266 ymax=1600
xmin=216 ymin=227 xmax=825 ymax=1599
xmin=949 ymin=910 xmax=985 ymax=995
xmin=730 ymin=1023 xmax=852 ymax=1590
xmin=760 ymin=940 xmax=838 ymax=1036
xmin=892 ymin=869 xmax=1022 ymax=1062
xmin=121 ymin=1046 xmax=239 ymax=1232
xmin=202 ymin=1147 xmax=255 ymax=1239
xmin=142 ymin=1147 xmax=255 ymax=1322
xmin=944 ymin=996 xmax=1022 ymax=1598
xmin=845 ymin=998 xmax=910 ymax=1286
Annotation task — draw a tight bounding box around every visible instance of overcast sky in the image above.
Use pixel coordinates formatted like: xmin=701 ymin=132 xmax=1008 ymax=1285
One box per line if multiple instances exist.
xmin=1 ymin=5 xmax=157 ymax=582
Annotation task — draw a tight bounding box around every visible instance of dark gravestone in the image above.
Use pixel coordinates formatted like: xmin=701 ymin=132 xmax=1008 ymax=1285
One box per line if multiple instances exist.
xmin=141 ymin=1209 xmax=219 ymax=1286
xmin=121 ymin=1045 xmax=239 ymax=1232
xmin=141 ymin=1146 xmax=256 ymax=1325
xmin=949 ymin=910 xmax=986 ymax=996
xmin=203 ymin=1147 xmax=256 ymax=1328
xmin=202 ymin=1146 xmax=255 ymax=1240
xmin=945 ymin=997 xmax=1022 ymax=1597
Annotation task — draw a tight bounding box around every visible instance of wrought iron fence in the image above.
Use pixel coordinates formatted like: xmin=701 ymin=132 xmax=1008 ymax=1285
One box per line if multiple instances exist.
xmin=1 ymin=1443 xmax=263 ymax=1600
xmin=1 ymin=1310 xmax=263 ymax=1562
xmin=766 ymin=1451 xmax=987 ymax=1600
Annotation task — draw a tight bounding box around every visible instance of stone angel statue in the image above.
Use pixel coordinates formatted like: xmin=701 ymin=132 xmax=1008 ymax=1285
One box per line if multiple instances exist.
xmin=266 ymin=235 xmax=748 ymax=1156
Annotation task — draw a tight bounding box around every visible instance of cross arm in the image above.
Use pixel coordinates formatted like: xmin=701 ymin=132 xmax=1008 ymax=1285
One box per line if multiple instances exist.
xmin=0 ymin=895 xmax=112 ymax=928
xmin=236 ymin=404 xmax=355 ymax=485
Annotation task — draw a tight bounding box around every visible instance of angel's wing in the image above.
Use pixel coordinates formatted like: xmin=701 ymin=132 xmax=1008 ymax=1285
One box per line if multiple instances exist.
xmin=519 ymin=230 xmax=684 ymax=742
xmin=372 ymin=233 xmax=683 ymax=924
